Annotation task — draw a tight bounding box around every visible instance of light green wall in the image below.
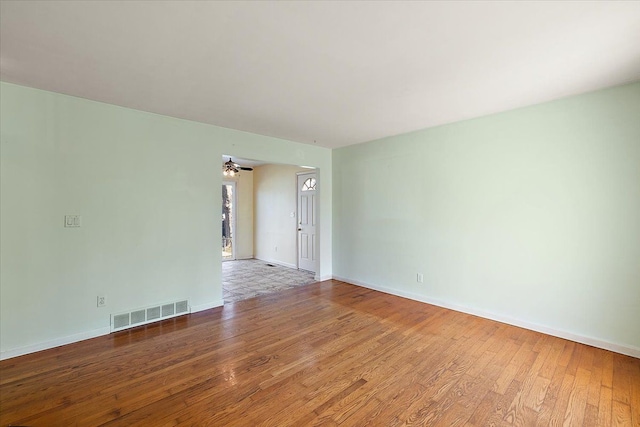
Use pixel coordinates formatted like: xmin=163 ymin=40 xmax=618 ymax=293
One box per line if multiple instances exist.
xmin=333 ymin=82 xmax=640 ymax=354
xmin=0 ymin=82 xmax=332 ymax=357
xmin=2 ymin=80 xmax=638 ymax=358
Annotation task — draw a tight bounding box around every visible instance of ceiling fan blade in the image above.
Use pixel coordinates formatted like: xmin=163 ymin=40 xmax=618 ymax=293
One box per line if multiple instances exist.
xmin=224 ymin=157 xmax=252 ymax=171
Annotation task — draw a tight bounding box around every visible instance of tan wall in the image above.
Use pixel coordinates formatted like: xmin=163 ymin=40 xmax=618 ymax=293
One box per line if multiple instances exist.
xmin=253 ymin=164 xmax=308 ymax=268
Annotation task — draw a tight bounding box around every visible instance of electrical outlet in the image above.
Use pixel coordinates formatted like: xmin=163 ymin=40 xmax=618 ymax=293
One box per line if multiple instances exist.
xmin=97 ymin=296 xmax=106 ymax=307
xmin=417 ymin=273 xmax=424 ymax=283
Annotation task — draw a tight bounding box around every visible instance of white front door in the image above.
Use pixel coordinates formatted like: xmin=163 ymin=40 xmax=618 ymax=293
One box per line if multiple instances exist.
xmin=297 ymin=172 xmax=317 ymax=273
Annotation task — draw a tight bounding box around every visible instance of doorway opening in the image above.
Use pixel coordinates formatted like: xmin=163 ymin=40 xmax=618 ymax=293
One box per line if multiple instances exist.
xmin=222 ymin=181 xmax=236 ymax=261
xmin=220 ymin=157 xmax=320 ymax=303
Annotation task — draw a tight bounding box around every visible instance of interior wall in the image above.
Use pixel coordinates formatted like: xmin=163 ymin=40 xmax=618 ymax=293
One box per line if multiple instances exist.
xmin=253 ymin=164 xmax=309 ymax=268
xmin=223 ymin=170 xmax=254 ymax=259
xmin=0 ymin=82 xmax=332 ymax=358
xmin=333 ymin=82 xmax=640 ymax=355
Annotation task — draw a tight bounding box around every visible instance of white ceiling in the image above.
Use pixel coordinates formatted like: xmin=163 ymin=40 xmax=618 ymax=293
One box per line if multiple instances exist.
xmin=1 ymin=1 xmax=639 ymax=149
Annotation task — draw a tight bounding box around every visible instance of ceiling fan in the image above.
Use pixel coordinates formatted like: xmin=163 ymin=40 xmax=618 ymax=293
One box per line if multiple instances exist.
xmin=223 ymin=157 xmax=253 ymax=176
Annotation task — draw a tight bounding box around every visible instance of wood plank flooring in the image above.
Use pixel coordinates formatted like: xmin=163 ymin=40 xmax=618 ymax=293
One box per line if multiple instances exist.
xmin=1 ymin=280 xmax=638 ymax=426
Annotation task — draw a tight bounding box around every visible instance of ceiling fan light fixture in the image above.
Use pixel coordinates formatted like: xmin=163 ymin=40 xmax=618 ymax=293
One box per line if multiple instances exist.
xmin=223 ymin=157 xmax=240 ymax=176
xmin=222 ymin=157 xmax=252 ymax=176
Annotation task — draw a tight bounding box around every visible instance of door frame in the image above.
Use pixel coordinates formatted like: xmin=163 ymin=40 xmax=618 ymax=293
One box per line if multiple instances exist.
xmin=222 ymin=180 xmax=237 ymax=261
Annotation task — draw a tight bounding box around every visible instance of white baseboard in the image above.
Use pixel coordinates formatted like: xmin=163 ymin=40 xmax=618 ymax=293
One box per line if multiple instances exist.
xmin=333 ymin=275 xmax=640 ymax=359
xmin=316 ymin=274 xmax=332 ymax=282
xmin=254 ymin=257 xmax=297 ymax=270
xmin=191 ymin=300 xmax=224 ymax=312
xmin=0 ymin=326 xmax=111 ymax=361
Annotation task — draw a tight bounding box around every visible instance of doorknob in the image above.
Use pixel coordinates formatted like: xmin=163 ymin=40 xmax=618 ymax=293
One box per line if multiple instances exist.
xmin=297 ymin=228 xmax=302 ymax=231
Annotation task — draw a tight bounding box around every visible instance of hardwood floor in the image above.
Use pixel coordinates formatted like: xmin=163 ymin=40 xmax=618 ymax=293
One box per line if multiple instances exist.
xmin=1 ymin=280 xmax=638 ymax=426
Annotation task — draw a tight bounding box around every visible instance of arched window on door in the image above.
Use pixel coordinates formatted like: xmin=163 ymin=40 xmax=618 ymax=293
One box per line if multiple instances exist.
xmin=301 ymin=178 xmax=316 ymax=191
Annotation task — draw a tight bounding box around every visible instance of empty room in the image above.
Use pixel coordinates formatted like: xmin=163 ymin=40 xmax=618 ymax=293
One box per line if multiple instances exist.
xmin=1 ymin=1 xmax=639 ymax=426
